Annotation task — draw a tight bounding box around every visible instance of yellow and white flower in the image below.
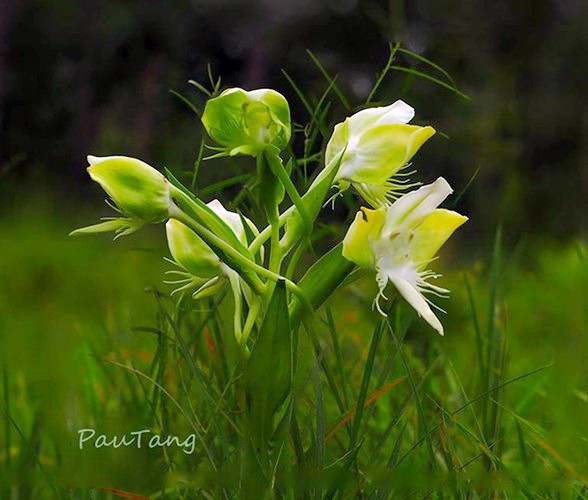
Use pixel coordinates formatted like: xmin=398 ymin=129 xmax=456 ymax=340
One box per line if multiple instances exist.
xmin=325 ymin=100 xmax=435 ymax=207
xmin=342 ymin=177 xmax=467 ymax=335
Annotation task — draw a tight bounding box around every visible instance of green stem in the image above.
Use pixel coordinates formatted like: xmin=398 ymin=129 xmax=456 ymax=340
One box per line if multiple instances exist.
xmin=241 ymin=297 xmax=261 ymax=347
xmin=248 ymin=209 xmax=291 ymax=255
xmin=226 ymin=268 xmax=244 ymax=346
xmin=264 ymin=150 xmax=311 ymax=234
xmin=262 ymin=199 xmax=283 ymax=309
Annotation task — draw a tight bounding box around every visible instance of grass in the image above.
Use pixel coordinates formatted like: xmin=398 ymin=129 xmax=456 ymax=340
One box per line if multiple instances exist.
xmin=0 ymin=198 xmax=586 ymax=498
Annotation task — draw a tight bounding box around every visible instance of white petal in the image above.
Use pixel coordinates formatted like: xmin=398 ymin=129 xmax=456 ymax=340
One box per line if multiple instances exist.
xmin=384 ymin=177 xmax=453 ymax=232
xmin=207 ymin=199 xmax=247 ymax=244
xmin=87 ymin=155 xmax=117 ymax=165
xmin=375 ymin=100 xmax=415 ymax=125
xmin=388 ymin=274 xmax=444 ymax=335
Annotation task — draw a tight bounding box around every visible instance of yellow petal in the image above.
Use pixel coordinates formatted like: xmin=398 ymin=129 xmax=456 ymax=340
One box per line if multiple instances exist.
xmin=342 ymin=206 xmax=386 ymax=268
xmin=410 ymin=208 xmax=468 ymax=265
xmin=345 ymin=124 xmax=435 ymax=185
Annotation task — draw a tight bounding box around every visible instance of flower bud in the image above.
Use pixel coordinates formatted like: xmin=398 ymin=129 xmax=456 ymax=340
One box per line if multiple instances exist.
xmin=165 ymin=219 xmax=221 ymax=278
xmin=202 ymin=88 xmax=291 ymax=157
xmin=87 ymin=155 xmax=170 ymax=223
xmin=325 ymin=100 xmax=435 ymax=206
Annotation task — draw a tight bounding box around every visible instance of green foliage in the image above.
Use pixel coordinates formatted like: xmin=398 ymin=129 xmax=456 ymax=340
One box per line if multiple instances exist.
xmin=1 ymin=204 xmax=587 ymax=497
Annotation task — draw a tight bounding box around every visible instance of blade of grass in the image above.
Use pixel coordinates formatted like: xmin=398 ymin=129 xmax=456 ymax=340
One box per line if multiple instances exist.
xmin=463 ymin=273 xmax=485 ymax=380
xmin=313 ymin=354 xmax=325 ymax=471
xmin=396 ymin=47 xmax=457 ymax=86
xmin=366 ymin=42 xmax=400 ymax=104
xmin=349 ymin=319 xmax=385 ymax=448
xmin=197 ymin=174 xmax=251 ymax=198
xmin=451 ymin=167 xmax=479 ymax=208
xmin=485 ymin=225 xmax=503 ymax=447
xmin=302 ymin=317 xmax=347 ymax=416
xmin=325 ymin=307 xmax=349 ymax=408
xmin=326 ymin=375 xmax=406 ymax=442
xmin=191 ymin=138 xmax=206 ymax=190
xmin=104 ymin=358 xmax=216 ymax=471
xmin=188 ymin=79 xmax=212 ymax=97
xmin=306 ymin=50 xmax=351 ymax=110
xmin=386 ymin=320 xmax=437 ymax=468
xmin=169 ymin=89 xmax=201 ymax=118
xmin=396 ymin=363 xmax=552 ymax=465
xmin=281 ymin=69 xmax=314 ymax=117
xmin=389 ymin=65 xmax=470 ymax=100
xmin=5 ymin=413 xmax=61 ymax=499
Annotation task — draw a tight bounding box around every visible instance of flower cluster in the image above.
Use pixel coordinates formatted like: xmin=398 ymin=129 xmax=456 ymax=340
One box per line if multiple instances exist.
xmin=73 ymin=87 xmax=467 ymax=337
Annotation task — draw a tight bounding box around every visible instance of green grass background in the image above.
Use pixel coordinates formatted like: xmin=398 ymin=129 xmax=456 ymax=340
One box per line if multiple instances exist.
xmin=0 ymin=195 xmax=586 ymax=497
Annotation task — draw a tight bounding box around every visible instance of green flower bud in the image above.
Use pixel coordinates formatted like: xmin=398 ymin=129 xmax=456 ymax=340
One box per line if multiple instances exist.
xmin=166 ymin=219 xmax=221 ymax=278
xmin=164 ymin=199 xmax=262 ymax=301
xmin=202 ymin=88 xmax=291 ymax=157
xmin=87 ymin=155 xmax=170 ymax=223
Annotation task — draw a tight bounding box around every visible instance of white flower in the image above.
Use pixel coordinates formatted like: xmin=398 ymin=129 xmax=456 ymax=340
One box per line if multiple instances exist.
xmin=325 ymin=100 xmax=435 ymax=207
xmin=342 ymin=178 xmax=468 ymax=335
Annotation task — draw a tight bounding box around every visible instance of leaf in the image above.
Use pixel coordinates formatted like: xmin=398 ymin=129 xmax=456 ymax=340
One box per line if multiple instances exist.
xmin=280 ymin=149 xmax=345 ymax=249
xmin=289 ymin=243 xmax=355 ymax=328
xmin=389 ymin=65 xmax=470 ymax=100
xmin=245 ymin=281 xmax=292 ymax=454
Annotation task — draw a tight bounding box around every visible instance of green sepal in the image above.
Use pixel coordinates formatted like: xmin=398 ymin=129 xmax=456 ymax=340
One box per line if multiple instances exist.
xmin=69 ymin=217 xmax=144 ymax=240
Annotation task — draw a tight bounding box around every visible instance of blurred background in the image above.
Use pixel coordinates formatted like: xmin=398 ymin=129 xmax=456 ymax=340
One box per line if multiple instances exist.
xmin=1 ymin=0 xmax=587 ymax=494
xmin=1 ymin=0 xmax=587 ymax=239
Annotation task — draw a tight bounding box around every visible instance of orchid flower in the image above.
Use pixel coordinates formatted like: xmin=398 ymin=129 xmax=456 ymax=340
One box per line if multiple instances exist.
xmin=325 ymin=100 xmax=435 ymax=207
xmin=342 ymin=177 xmax=467 ymax=335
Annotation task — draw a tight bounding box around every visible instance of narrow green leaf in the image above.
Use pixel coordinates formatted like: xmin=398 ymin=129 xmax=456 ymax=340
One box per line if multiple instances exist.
xmin=349 ymin=320 xmax=384 ymax=448
xmin=306 ymin=49 xmax=351 ymax=110
xmin=170 ymin=88 xmax=202 ymax=117
xmin=397 ymin=47 xmax=457 ymax=86
xmin=245 ymin=281 xmax=292 ymax=454
xmin=389 ymin=65 xmax=470 ymax=100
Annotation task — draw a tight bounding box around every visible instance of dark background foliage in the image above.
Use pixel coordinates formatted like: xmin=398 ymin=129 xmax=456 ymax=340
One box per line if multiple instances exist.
xmin=1 ymin=0 xmax=587 ymax=241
